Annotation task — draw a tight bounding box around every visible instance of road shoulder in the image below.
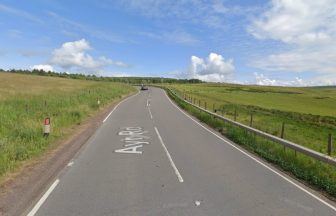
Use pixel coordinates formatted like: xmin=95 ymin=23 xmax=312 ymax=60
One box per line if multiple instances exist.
xmin=0 ymin=91 xmax=137 ymax=216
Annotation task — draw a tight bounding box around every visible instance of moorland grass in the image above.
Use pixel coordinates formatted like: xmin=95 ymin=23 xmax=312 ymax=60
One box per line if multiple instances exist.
xmin=165 ymin=83 xmax=336 ymax=156
xmin=166 ymin=88 xmax=336 ymax=198
xmin=0 ymin=72 xmax=136 ymax=178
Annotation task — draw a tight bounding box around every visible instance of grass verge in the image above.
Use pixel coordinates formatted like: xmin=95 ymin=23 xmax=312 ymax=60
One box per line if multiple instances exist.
xmin=0 ymin=73 xmax=136 ymax=179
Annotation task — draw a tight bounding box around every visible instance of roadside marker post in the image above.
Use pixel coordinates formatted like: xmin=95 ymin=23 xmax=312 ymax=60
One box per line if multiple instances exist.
xmin=44 ymin=117 xmax=50 ymax=137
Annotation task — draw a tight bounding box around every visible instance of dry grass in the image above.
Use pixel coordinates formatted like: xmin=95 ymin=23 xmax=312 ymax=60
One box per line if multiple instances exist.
xmin=0 ymin=72 xmax=136 ymax=178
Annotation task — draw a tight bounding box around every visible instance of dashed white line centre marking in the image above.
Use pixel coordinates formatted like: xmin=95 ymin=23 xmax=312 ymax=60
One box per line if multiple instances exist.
xmin=148 ymin=107 xmax=153 ymax=119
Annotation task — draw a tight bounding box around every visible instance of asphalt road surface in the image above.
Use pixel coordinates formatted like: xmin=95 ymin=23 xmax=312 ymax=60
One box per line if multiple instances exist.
xmin=27 ymin=87 xmax=336 ymax=216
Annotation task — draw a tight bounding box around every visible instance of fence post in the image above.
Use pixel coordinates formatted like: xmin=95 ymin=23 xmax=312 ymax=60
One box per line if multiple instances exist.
xmin=205 ymin=102 xmax=207 ymax=110
xmin=250 ymin=113 xmax=253 ymax=127
xmin=328 ymin=133 xmax=333 ymax=156
xmin=199 ymin=99 xmax=201 ymax=107
xmin=221 ymin=107 xmax=224 ymax=116
xmin=25 ymin=104 xmax=28 ymax=113
xmin=234 ymin=109 xmax=237 ymax=121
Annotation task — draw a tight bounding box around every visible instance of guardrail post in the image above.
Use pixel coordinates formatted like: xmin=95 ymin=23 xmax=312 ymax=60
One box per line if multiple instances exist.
xmin=234 ymin=109 xmax=237 ymax=121
xmin=204 ymin=102 xmax=207 ymax=110
xmin=281 ymin=122 xmax=286 ymax=151
xmin=328 ymin=133 xmax=333 ymax=156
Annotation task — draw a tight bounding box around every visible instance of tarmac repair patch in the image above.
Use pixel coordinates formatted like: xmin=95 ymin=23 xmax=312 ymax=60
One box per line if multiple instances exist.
xmin=115 ymin=127 xmax=150 ymax=154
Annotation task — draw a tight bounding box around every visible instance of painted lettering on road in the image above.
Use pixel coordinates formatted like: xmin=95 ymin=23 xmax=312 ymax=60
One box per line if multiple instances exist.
xmin=115 ymin=127 xmax=150 ymax=154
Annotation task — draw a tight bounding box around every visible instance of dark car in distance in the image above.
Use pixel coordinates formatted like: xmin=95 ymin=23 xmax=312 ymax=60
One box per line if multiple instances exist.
xmin=140 ymin=84 xmax=148 ymax=90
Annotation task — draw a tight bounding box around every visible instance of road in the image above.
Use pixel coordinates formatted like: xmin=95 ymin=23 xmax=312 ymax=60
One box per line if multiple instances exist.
xmin=27 ymin=87 xmax=336 ymax=216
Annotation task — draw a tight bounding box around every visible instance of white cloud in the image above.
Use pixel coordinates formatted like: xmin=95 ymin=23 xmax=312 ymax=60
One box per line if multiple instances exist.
xmin=249 ymin=0 xmax=335 ymax=44
xmin=186 ymin=53 xmax=235 ymax=82
xmin=253 ymin=73 xmax=336 ymax=86
xmin=249 ymin=0 xmax=336 ymax=78
xmin=252 ymin=49 xmax=336 ymax=74
xmin=31 ymin=64 xmax=54 ymax=72
xmin=49 ymin=39 xmax=128 ymax=72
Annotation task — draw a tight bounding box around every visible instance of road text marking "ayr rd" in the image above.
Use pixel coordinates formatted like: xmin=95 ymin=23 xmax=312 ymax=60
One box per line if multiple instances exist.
xmin=115 ymin=127 xmax=150 ymax=154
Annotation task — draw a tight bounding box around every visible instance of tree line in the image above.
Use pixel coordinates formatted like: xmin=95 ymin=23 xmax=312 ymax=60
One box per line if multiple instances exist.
xmin=0 ymin=69 xmax=203 ymax=84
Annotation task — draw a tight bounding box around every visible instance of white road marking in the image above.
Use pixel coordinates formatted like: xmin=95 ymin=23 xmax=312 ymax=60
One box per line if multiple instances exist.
xmin=115 ymin=145 xmax=143 ymax=154
xmin=27 ymin=179 xmax=60 ymax=216
xmin=165 ymin=91 xmax=336 ymax=212
xmin=148 ymin=107 xmax=153 ymax=119
xmin=103 ymin=91 xmax=140 ymax=123
xmin=154 ymin=127 xmax=184 ymax=183
xmin=67 ymin=161 xmax=74 ymax=167
xmin=115 ymin=127 xmax=150 ymax=154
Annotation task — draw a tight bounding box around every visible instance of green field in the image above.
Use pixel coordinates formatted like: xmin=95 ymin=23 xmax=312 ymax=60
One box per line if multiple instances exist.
xmin=166 ymin=83 xmax=336 ymax=156
xmin=0 ymin=72 xmax=136 ymax=179
xmin=164 ymin=85 xmax=336 ymax=197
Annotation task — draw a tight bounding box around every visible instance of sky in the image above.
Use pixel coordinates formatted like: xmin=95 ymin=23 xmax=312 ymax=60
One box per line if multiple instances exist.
xmin=0 ymin=0 xmax=336 ymax=86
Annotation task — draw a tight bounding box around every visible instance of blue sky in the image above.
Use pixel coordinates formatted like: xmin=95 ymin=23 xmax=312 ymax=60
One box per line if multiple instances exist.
xmin=0 ymin=0 xmax=335 ymax=85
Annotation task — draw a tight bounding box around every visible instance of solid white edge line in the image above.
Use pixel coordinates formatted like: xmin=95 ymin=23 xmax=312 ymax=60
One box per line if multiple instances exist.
xmin=164 ymin=91 xmax=336 ymax=212
xmin=27 ymin=179 xmax=60 ymax=216
xmin=103 ymin=91 xmax=140 ymax=123
xmin=154 ymin=127 xmax=184 ymax=183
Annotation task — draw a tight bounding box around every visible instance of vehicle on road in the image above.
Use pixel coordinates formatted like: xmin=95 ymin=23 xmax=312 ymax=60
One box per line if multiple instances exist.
xmin=140 ymin=84 xmax=148 ymax=90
